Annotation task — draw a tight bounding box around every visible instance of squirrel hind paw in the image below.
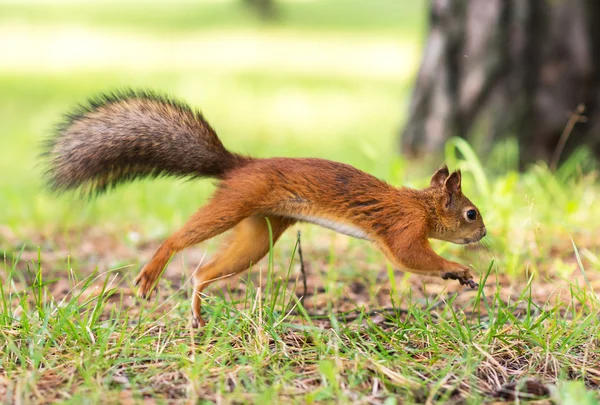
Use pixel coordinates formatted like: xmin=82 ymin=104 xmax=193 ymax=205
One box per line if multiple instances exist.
xmin=191 ymin=312 xmax=206 ymax=328
xmin=139 ymin=287 xmax=158 ymax=300
xmin=134 ymin=272 xmax=157 ymax=300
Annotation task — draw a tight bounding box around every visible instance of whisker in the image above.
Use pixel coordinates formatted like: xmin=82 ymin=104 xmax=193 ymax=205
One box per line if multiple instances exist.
xmin=466 ymin=240 xmax=497 ymax=265
xmin=480 ymin=239 xmax=493 ymax=249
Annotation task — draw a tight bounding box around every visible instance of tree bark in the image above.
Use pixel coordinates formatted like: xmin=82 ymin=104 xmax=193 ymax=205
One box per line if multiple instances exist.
xmin=401 ymin=0 xmax=600 ymax=167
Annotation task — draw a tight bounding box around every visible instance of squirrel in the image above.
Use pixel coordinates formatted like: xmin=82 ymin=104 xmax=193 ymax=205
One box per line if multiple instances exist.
xmin=44 ymin=89 xmax=487 ymax=328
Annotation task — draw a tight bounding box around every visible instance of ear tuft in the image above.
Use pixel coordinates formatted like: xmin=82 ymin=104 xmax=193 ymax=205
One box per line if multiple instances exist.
xmin=430 ymin=165 xmax=450 ymax=188
xmin=444 ymin=170 xmax=462 ymax=195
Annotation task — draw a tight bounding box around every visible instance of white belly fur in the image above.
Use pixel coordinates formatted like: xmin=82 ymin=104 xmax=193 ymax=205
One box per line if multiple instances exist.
xmin=285 ymin=213 xmax=371 ymax=240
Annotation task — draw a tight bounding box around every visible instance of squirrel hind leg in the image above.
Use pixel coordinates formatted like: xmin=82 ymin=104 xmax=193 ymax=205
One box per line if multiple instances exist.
xmin=190 ymin=215 xmax=295 ymax=328
xmin=135 ymin=195 xmax=258 ymax=300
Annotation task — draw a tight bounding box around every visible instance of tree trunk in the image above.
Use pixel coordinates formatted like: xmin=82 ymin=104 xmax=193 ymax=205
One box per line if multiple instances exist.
xmin=401 ymin=0 xmax=600 ymax=168
xmin=243 ymin=0 xmax=276 ymax=19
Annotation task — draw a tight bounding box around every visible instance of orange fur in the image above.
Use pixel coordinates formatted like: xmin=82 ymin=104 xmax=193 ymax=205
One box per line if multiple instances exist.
xmin=46 ymin=91 xmax=487 ymax=328
xmin=135 ymin=159 xmax=486 ymax=327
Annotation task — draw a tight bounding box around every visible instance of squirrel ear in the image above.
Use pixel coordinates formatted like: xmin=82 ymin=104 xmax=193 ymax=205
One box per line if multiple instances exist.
xmin=430 ymin=165 xmax=450 ymax=188
xmin=444 ymin=170 xmax=462 ymax=195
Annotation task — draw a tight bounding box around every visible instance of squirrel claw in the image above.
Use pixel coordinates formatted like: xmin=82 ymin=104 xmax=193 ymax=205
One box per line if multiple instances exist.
xmin=441 ymin=271 xmax=479 ymax=289
xmin=134 ymin=267 xmax=159 ymax=300
xmin=138 ymin=287 xmax=157 ymax=300
xmin=461 ymin=278 xmax=479 ymax=289
xmin=191 ymin=311 xmax=206 ymax=328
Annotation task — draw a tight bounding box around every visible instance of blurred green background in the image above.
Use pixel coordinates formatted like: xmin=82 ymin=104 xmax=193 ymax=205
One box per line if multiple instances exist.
xmin=0 ymin=0 xmax=427 ymax=235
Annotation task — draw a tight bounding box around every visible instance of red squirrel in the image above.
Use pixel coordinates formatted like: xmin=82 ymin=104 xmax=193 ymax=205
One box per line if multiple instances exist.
xmin=44 ymin=90 xmax=487 ymax=327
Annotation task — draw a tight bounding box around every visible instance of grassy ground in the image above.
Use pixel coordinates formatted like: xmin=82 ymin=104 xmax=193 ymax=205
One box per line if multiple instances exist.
xmin=1 ymin=1 xmax=600 ymax=404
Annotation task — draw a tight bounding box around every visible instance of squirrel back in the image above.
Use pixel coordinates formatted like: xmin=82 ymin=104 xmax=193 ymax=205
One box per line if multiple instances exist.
xmin=44 ymin=90 xmax=248 ymax=195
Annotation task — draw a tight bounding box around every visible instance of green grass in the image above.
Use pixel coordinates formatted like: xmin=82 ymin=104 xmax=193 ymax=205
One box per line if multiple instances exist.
xmin=2 ymin=225 xmax=599 ymax=403
xmin=1 ymin=0 xmax=600 ymax=403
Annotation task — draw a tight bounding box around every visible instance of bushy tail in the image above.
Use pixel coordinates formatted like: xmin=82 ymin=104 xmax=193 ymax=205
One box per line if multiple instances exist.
xmin=43 ymin=89 xmax=248 ymax=195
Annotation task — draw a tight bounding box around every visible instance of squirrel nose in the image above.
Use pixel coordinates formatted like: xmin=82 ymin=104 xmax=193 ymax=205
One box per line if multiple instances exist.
xmin=481 ymin=227 xmax=487 ymax=238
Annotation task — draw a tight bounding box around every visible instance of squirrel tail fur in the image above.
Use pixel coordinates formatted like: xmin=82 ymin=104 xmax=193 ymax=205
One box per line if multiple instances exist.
xmin=43 ymin=89 xmax=248 ymax=195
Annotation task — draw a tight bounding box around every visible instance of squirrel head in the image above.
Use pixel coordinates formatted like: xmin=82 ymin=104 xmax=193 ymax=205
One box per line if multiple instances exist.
xmin=426 ymin=165 xmax=486 ymax=244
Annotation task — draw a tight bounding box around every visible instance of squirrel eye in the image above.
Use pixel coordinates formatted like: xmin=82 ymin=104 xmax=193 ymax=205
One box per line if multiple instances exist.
xmin=466 ymin=209 xmax=477 ymax=221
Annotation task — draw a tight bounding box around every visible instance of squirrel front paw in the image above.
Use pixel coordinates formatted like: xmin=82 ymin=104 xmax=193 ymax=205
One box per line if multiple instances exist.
xmin=441 ymin=267 xmax=478 ymax=289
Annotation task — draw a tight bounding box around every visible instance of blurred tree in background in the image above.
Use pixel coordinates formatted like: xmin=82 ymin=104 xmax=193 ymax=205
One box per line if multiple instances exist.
xmin=401 ymin=0 xmax=600 ymax=168
xmin=243 ymin=0 xmax=276 ymax=19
